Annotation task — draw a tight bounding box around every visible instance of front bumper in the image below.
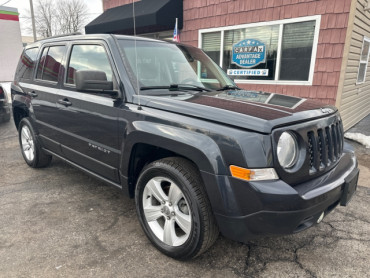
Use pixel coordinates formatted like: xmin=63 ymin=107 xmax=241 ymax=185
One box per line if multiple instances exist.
xmin=201 ymin=149 xmax=358 ymax=243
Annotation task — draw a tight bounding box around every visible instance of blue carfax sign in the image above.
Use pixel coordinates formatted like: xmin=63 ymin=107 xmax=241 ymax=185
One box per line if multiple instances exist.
xmin=232 ymin=39 xmax=266 ymax=68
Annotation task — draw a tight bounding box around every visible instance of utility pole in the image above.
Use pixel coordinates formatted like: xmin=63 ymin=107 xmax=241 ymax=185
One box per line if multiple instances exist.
xmin=29 ymin=0 xmax=37 ymax=41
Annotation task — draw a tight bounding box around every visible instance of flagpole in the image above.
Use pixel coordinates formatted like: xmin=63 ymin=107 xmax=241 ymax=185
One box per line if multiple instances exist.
xmin=173 ymin=17 xmax=179 ymax=42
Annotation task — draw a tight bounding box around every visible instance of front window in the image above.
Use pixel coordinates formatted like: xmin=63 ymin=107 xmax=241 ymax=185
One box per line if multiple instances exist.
xmin=117 ymin=39 xmax=235 ymax=92
xmin=66 ymin=44 xmax=113 ymax=85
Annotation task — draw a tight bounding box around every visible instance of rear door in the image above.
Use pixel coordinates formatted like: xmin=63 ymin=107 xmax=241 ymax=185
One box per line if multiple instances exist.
xmin=57 ymin=41 xmax=122 ymax=183
xmin=21 ymin=44 xmax=67 ymax=155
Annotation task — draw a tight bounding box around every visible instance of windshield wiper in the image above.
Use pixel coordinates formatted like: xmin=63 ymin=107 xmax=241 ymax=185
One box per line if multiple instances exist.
xmin=171 ymin=84 xmax=212 ymax=92
xmin=140 ymin=86 xmax=173 ymax=91
xmin=140 ymin=84 xmax=211 ymax=92
xmin=217 ymin=85 xmax=241 ymax=91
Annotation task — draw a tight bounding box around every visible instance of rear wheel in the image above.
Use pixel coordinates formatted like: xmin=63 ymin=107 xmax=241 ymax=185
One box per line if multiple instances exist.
xmin=18 ymin=118 xmax=52 ymax=168
xmin=135 ymin=157 xmax=219 ymax=259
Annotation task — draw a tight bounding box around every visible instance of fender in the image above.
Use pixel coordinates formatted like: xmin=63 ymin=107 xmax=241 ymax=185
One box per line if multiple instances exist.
xmin=120 ymin=121 xmax=227 ymax=178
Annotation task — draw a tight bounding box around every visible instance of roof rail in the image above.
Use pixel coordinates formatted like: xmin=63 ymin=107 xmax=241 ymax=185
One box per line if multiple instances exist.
xmin=36 ymin=32 xmax=82 ymax=42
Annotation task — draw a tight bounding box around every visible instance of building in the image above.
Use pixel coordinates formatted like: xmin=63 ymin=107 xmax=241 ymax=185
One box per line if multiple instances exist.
xmin=22 ymin=36 xmax=36 ymax=46
xmin=0 ymin=6 xmax=23 ymax=82
xmin=86 ymin=0 xmax=370 ymax=130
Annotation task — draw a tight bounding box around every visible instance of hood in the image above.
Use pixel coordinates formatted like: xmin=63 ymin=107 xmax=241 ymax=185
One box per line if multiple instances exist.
xmin=135 ymin=90 xmax=337 ymax=133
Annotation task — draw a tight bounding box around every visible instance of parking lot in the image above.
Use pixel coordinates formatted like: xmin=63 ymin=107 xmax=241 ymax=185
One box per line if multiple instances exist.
xmin=1 ymin=118 xmax=369 ymax=278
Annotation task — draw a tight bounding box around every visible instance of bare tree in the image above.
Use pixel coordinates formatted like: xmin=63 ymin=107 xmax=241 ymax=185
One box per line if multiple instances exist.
xmin=35 ymin=0 xmax=56 ymax=37
xmin=57 ymin=0 xmax=89 ymax=34
xmin=24 ymin=0 xmax=89 ymax=38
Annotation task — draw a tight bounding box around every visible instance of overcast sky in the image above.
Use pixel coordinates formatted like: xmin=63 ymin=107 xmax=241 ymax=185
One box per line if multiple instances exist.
xmin=1 ymin=0 xmax=103 ymax=36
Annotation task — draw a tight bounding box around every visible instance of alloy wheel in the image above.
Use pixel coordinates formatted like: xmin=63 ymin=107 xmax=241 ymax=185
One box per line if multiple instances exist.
xmin=142 ymin=177 xmax=192 ymax=247
xmin=21 ymin=125 xmax=35 ymax=161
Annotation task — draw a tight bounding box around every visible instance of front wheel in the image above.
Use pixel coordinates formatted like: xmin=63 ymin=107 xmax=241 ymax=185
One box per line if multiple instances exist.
xmin=135 ymin=157 xmax=219 ymax=260
xmin=18 ymin=118 xmax=52 ymax=168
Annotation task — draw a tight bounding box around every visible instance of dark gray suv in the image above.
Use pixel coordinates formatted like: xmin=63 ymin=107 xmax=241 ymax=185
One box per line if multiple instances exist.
xmin=11 ymin=34 xmax=359 ymax=259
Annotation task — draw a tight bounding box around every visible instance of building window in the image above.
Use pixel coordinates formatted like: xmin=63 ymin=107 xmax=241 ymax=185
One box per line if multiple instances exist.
xmin=223 ymin=25 xmax=279 ymax=81
xmin=203 ymin=31 xmax=221 ymax=65
xmin=199 ymin=16 xmax=320 ymax=85
xmin=280 ymin=21 xmax=315 ymax=81
xmin=357 ymin=36 xmax=370 ymax=84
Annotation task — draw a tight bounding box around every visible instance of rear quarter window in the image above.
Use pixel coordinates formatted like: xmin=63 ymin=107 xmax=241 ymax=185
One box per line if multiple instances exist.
xmin=16 ymin=47 xmax=39 ymax=80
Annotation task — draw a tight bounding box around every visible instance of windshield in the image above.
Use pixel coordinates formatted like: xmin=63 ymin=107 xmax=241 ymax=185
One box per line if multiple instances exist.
xmin=117 ymin=39 xmax=235 ymax=93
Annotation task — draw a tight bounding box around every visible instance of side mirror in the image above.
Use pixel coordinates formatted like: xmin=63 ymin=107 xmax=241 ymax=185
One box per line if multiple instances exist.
xmin=75 ymin=70 xmax=118 ymax=98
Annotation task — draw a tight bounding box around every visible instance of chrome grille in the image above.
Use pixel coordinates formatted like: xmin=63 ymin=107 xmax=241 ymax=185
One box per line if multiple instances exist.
xmin=307 ymin=120 xmax=343 ymax=174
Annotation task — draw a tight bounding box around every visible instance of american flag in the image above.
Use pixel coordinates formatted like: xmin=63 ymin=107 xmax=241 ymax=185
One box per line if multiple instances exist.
xmin=173 ymin=18 xmax=180 ymax=42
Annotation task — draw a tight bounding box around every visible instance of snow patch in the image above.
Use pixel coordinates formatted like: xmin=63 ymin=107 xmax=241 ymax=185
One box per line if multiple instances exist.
xmin=344 ymin=132 xmax=370 ymax=148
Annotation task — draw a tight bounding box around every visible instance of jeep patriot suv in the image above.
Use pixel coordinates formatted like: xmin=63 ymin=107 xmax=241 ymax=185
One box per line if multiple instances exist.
xmin=11 ymin=34 xmax=359 ymax=259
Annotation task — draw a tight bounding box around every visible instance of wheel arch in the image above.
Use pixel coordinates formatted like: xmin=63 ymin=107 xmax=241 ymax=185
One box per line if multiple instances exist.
xmin=121 ymin=121 xmax=227 ymax=197
xmin=13 ymin=105 xmax=29 ymax=129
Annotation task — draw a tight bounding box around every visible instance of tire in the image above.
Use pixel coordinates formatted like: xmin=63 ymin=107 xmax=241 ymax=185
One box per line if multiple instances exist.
xmin=18 ymin=117 xmax=52 ymax=168
xmin=135 ymin=157 xmax=219 ymax=260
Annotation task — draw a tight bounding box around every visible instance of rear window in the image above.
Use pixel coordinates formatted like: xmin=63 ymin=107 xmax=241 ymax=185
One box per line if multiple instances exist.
xmin=16 ymin=47 xmax=39 ymax=80
xmin=36 ymin=45 xmax=66 ymax=82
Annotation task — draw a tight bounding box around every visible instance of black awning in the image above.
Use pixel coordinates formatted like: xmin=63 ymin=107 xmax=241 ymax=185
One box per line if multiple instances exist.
xmin=85 ymin=0 xmax=183 ymax=35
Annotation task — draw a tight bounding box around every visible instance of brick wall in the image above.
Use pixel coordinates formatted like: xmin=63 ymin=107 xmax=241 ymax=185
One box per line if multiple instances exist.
xmin=181 ymin=0 xmax=351 ymax=105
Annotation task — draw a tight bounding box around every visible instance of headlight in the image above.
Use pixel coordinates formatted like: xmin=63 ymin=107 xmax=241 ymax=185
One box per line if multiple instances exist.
xmin=277 ymin=131 xmax=298 ymax=168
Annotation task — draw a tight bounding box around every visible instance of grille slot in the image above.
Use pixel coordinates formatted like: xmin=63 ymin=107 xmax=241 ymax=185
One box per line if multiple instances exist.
xmin=307 ymin=120 xmax=343 ymax=174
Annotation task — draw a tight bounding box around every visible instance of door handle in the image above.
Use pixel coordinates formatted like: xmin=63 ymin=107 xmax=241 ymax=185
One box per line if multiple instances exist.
xmin=29 ymin=91 xmax=38 ymax=98
xmin=57 ymin=98 xmax=72 ymax=107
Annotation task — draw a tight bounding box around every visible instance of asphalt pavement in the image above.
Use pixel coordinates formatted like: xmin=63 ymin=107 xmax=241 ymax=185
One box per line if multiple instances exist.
xmin=0 ymin=117 xmax=369 ymax=278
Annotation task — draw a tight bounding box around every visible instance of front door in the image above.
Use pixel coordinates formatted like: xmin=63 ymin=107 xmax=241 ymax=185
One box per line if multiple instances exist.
xmin=57 ymin=43 xmax=123 ymax=183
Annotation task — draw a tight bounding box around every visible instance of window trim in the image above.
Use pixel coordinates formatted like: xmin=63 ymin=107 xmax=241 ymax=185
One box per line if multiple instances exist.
xmin=356 ymin=36 xmax=370 ymax=85
xmin=198 ymin=15 xmax=321 ymax=86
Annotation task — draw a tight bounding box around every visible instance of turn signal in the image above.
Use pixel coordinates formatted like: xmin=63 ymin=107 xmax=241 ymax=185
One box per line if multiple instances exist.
xmin=230 ymin=165 xmax=279 ymax=181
